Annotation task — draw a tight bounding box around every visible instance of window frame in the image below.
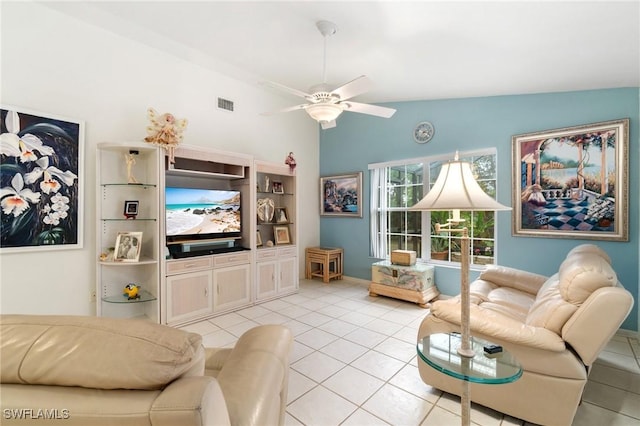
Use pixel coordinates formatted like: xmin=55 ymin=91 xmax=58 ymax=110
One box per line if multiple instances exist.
xmin=369 ymin=148 xmax=499 ymax=268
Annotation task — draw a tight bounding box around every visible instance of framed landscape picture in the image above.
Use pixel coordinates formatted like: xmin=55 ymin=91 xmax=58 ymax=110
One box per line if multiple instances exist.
xmin=320 ymin=172 xmax=363 ymax=217
xmin=512 ymin=118 xmax=629 ymax=241
xmin=0 ymin=106 xmax=84 ymax=252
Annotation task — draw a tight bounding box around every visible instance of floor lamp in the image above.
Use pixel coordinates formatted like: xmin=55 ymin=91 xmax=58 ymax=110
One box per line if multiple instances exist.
xmin=411 ymin=153 xmax=510 ymax=424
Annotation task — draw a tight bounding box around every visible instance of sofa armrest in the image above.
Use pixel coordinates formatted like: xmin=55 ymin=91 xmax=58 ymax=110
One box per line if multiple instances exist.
xmin=479 ymin=265 xmax=548 ymax=296
xmin=430 ymin=300 xmax=565 ymax=351
xmin=204 ymin=347 xmax=233 ymax=377
xmin=150 ymin=376 xmax=230 ymax=426
xmin=216 ymin=325 xmax=293 ymax=426
xmin=562 ymin=285 xmax=633 ymax=366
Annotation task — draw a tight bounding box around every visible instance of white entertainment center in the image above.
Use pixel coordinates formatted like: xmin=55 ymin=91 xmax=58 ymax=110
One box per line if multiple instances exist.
xmin=96 ymin=142 xmax=298 ymax=326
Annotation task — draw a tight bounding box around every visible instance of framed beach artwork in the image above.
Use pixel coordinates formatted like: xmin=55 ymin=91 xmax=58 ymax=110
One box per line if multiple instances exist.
xmin=0 ymin=106 xmax=84 ymax=252
xmin=512 ymin=118 xmax=629 ymax=241
xmin=320 ymin=172 xmax=363 ymax=217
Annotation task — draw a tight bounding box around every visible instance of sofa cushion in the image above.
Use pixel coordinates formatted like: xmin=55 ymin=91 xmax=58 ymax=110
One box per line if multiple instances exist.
xmin=525 ymin=274 xmax=578 ymax=334
xmin=0 ymin=315 xmax=203 ymax=390
xmin=558 ymin=252 xmax=617 ymax=305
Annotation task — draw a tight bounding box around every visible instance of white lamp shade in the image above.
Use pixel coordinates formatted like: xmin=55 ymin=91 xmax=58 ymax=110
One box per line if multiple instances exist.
xmin=411 ymin=159 xmax=511 ymax=211
xmin=305 ymin=103 xmax=343 ymax=123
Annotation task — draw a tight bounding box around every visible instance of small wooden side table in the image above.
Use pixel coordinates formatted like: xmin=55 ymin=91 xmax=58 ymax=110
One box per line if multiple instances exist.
xmin=305 ymin=247 xmax=343 ymax=283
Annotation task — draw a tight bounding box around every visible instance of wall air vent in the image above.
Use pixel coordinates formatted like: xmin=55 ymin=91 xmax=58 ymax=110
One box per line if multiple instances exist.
xmin=217 ymin=97 xmax=234 ymax=112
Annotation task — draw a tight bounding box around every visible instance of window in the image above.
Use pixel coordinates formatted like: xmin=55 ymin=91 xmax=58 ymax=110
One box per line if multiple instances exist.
xmin=370 ymin=149 xmax=498 ymax=266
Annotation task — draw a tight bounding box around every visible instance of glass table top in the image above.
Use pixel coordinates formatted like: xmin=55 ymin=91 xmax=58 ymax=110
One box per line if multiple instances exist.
xmin=417 ymin=333 xmax=522 ymax=384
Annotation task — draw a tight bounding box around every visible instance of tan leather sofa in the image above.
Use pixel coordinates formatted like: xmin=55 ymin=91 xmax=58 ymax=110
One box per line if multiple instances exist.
xmin=417 ymin=244 xmax=633 ymax=425
xmin=0 ymin=315 xmax=293 ymax=426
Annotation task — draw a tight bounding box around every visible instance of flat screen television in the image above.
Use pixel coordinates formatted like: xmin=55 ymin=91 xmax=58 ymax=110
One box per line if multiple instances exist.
xmin=165 ymin=187 xmax=241 ymax=243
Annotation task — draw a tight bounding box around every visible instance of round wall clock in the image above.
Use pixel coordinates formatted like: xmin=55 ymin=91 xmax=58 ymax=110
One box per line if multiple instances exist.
xmin=413 ymin=121 xmax=435 ymax=144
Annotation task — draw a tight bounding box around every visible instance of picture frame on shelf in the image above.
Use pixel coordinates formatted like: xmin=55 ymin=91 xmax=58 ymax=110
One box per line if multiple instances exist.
xmin=320 ymin=172 xmax=363 ymax=217
xmin=275 ymin=207 xmax=289 ymax=223
xmin=256 ymin=231 xmax=263 ymax=247
xmin=273 ymin=225 xmax=290 ymax=245
xmin=512 ymin=118 xmax=629 ymax=241
xmin=0 ymin=105 xmax=85 ymax=253
xmin=114 ymin=231 xmax=143 ymax=262
xmin=272 ymin=181 xmax=284 ymax=194
xmin=123 ymin=200 xmax=139 ymax=219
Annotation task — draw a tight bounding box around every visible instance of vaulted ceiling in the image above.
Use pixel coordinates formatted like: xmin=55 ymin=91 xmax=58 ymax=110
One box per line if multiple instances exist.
xmin=47 ymin=1 xmax=640 ymax=104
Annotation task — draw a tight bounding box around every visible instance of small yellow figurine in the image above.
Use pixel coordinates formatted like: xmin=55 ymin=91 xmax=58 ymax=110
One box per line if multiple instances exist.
xmin=123 ymin=283 xmax=140 ymax=300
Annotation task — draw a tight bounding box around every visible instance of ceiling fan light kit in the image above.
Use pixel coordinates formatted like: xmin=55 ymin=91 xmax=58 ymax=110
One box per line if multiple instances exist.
xmin=305 ymin=103 xmax=343 ymax=123
xmin=261 ymin=20 xmax=396 ymax=129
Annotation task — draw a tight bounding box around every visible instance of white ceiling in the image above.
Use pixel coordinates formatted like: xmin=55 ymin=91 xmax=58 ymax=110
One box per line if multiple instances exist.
xmin=47 ymin=1 xmax=640 ymax=104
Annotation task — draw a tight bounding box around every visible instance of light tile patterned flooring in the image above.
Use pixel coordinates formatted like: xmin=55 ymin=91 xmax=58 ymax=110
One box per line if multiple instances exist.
xmin=181 ymin=278 xmax=640 ymax=425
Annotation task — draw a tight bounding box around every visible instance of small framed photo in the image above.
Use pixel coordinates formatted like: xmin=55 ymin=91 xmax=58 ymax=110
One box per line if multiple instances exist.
xmin=124 ymin=200 xmax=139 ymax=219
xmin=256 ymin=231 xmax=263 ymax=247
xmin=272 ymin=181 xmax=284 ymax=194
xmin=114 ymin=231 xmax=143 ymax=262
xmin=273 ymin=225 xmax=290 ymax=245
xmin=275 ymin=207 xmax=289 ymax=223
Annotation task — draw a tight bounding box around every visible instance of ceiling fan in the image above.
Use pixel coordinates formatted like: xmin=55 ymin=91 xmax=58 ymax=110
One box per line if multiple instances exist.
xmin=261 ymin=20 xmax=396 ymax=129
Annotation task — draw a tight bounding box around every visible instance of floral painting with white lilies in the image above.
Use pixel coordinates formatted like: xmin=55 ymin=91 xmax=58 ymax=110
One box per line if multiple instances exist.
xmin=0 ymin=107 xmax=83 ymax=252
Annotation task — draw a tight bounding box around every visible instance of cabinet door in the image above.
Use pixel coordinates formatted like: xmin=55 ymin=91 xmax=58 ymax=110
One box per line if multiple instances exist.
xmin=278 ymin=256 xmax=298 ymax=294
xmin=213 ymin=264 xmax=251 ymax=312
xmin=256 ymin=261 xmax=277 ymax=300
xmin=166 ymin=270 xmax=213 ymax=325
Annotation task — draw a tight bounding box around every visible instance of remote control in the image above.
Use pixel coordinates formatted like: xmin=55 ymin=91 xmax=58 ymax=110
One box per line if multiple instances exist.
xmin=483 ymin=344 xmax=503 ymax=354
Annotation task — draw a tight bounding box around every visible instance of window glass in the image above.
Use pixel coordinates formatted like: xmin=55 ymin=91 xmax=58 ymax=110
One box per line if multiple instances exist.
xmin=370 ymin=150 xmax=498 ymax=266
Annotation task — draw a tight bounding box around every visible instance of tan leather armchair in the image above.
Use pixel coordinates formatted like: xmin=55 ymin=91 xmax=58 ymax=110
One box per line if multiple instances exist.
xmin=0 ymin=315 xmax=292 ymax=426
xmin=417 ymin=244 xmax=633 ymax=425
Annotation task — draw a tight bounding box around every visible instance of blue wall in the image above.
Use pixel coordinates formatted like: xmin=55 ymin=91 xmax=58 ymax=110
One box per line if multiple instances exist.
xmin=320 ymin=88 xmax=639 ymax=331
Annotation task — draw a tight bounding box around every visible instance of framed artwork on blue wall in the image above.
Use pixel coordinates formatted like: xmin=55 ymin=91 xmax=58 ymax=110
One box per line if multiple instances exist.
xmin=0 ymin=106 xmax=84 ymax=252
xmin=320 ymin=172 xmax=363 ymax=218
xmin=512 ymin=118 xmax=628 ymax=241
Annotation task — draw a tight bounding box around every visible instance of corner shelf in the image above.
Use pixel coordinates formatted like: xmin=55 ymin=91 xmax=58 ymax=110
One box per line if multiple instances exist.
xmin=96 ymin=142 xmax=161 ymax=323
xmin=102 ymin=290 xmax=157 ymax=304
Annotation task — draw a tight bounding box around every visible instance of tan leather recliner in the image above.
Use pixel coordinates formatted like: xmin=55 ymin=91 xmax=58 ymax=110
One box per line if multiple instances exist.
xmin=417 ymin=244 xmax=633 ymax=425
xmin=0 ymin=315 xmax=292 ymax=426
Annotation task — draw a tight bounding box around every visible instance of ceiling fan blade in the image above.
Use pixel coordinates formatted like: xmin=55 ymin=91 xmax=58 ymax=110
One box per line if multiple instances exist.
xmin=260 ymin=80 xmax=313 ymax=100
xmin=261 ymin=104 xmax=309 ymax=116
xmin=342 ymin=101 xmax=396 ymax=118
xmin=331 ymin=76 xmax=373 ymax=100
xmin=321 ymin=120 xmax=337 ymax=130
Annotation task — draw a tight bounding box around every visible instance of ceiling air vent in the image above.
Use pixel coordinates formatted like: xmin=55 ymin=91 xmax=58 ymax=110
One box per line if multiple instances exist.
xmin=217 ymin=97 xmax=234 ymax=112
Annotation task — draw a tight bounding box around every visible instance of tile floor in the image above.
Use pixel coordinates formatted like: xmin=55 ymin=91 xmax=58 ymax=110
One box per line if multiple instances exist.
xmin=181 ymin=277 xmax=640 ymax=425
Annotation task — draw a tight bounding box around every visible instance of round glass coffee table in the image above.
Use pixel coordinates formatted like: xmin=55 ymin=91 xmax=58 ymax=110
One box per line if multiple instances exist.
xmin=417 ymin=333 xmax=522 ymax=426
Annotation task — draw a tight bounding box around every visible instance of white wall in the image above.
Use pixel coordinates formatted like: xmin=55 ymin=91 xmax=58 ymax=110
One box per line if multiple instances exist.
xmin=0 ymin=2 xmax=320 ymax=315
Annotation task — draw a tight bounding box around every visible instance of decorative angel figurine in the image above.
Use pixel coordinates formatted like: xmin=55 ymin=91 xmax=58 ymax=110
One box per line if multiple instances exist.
xmin=144 ymin=107 xmax=188 ymax=163
xmin=285 ymin=152 xmax=296 ymax=173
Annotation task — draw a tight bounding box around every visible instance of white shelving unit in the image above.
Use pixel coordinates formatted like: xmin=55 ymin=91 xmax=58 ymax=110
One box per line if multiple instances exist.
xmin=96 ymin=144 xmax=300 ymax=326
xmin=96 ymin=142 xmax=161 ymax=322
xmin=255 ymin=161 xmax=298 ymax=301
